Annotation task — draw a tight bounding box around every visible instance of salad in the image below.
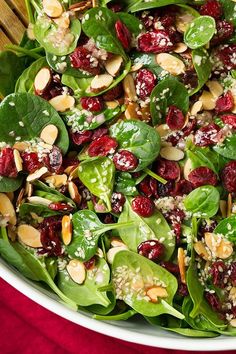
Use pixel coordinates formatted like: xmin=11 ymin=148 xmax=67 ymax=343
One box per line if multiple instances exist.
xmin=0 ymin=0 xmax=236 ymax=338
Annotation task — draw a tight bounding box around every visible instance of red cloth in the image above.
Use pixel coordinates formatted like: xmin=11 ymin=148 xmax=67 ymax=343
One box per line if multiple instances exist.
xmin=0 ymin=277 xmax=235 ymax=354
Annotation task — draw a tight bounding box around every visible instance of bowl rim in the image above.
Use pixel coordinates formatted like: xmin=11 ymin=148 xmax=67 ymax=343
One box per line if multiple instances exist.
xmin=1 ymin=259 xmax=236 ymax=351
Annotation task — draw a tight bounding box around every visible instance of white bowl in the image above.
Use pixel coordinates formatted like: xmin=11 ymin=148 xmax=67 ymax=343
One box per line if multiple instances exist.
xmin=0 ymin=256 xmax=235 ymax=351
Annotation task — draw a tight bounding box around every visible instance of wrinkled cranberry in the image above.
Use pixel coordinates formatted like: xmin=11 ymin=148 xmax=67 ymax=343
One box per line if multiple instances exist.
xmin=0 ymin=147 xmax=18 ymax=178
xmin=91 ymin=127 xmax=109 ymax=140
xmin=166 ymin=105 xmax=185 ymax=130
xmin=102 ymin=84 xmax=123 ymax=101
xmin=138 ymin=30 xmax=174 ymax=53
xmin=173 ymin=222 xmax=182 ymax=244
xmin=21 ymin=152 xmax=42 ymax=173
xmin=188 ymin=167 xmax=218 ymax=188
xmin=155 ymin=158 xmax=180 ymax=180
xmin=132 ymin=196 xmax=154 ymax=217
xmin=88 ymin=136 xmax=118 ymax=157
xmin=43 ymin=146 xmax=63 ymax=174
xmin=103 ymin=213 xmax=115 ymax=224
xmin=70 ymin=47 xmax=100 ymax=75
xmin=177 ymin=277 xmax=189 ymax=297
xmin=166 ymin=27 xmax=182 ymax=44
xmin=137 ymin=239 xmax=165 ymax=261
xmin=39 ymin=216 xmax=62 ymax=257
xmin=164 ymin=208 xmax=185 ymax=224
xmin=157 ymin=180 xmax=175 ymax=197
xmin=149 ymin=178 xmax=159 ymax=198
xmin=108 ymin=2 xmax=122 ymax=12
xmin=205 ymin=292 xmax=222 ymax=312
xmin=215 ymin=91 xmax=234 ymax=114
xmin=71 ymin=130 xmax=93 ymax=146
xmin=212 ymin=20 xmax=234 ymax=45
xmin=230 ymin=262 xmax=236 ymax=285
xmin=217 ymin=44 xmax=236 ymax=70
xmin=111 ymin=192 xmax=126 ymax=213
xmin=160 ymin=261 xmax=179 ymax=274
xmin=113 ymin=150 xmax=138 ymax=171
xmin=221 ymin=161 xmax=236 ymax=193
xmin=115 ymin=20 xmax=131 ymax=50
xmin=194 ymin=123 xmax=220 ymax=147
xmin=172 ymin=179 xmax=193 ymax=196
xmin=140 ymin=11 xmax=154 ymax=30
xmin=181 ymin=69 xmax=198 ymax=89
xmin=221 ymin=114 xmax=236 ymax=128
xmin=48 ymin=202 xmax=74 ymax=212
xmin=84 ymin=256 xmax=96 ymax=270
xmin=62 ymin=156 xmax=79 ymax=170
xmin=182 ymin=118 xmax=197 ymax=137
xmin=80 ymin=97 xmax=103 ymax=112
xmin=198 ymin=219 xmax=218 ymax=238
xmin=166 ymin=132 xmax=182 ymax=147
xmin=135 ymin=68 xmax=156 ymax=99
xmin=139 ymin=177 xmax=153 ymax=198
xmin=200 ymin=0 xmax=222 ymax=19
xmin=159 ymin=13 xmax=175 ymax=27
xmin=210 ymin=261 xmax=228 ymax=288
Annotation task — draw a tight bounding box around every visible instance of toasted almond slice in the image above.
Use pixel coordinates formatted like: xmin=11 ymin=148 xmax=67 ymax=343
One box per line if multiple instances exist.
xmin=27 ymin=23 xmax=36 ymax=40
xmin=160 ymin=146 xmax=184 ymax=161
xmin=62 ymin=215 xmax=72 ymax=246
xmin=130 ymin=62 xmax=143 ymax=72
xmin=111 ymin=237 xmax=126 ymax=248
xmin=27 ymin=196 xmax=52 ymax=206
xmin=178 ymin=248 xmax=186 ymax=284
xmin=230 ymin=319 xmax=236 ymax=328
xmin=17 ymin=224 xmax=42 ymax=248
xmin=68 ymin=181 xmax=81 ymax=204
xmin=194 ymin=241 xmax=211 ymax=261
xmin=155 ymin=124 xmax=172 ymax=137
xmin=0 ymin=193 xmax=16 ymax=225
xmin=38 ymin=141 xmax=53 ymax=151
xmin=125 ymin=102 xmax=139 ymax=119
xmin=107 ymin=245 xmax=128 ymax=264
xmin=13 ymin=141 xmax=30 ymax=152
xmin=54 ymin=12 xmax=70 ymax=28
xmin=105 ymin=100 xmax=120 ymax=109
xmin=206 ymin=80 xmax=223 ymax=98
xmin=220 ymin=200 xmax=227 ymax=218
xmin=176 ymin=11 xmax=195 ymax=33
xmin=190 ymin=101 xmax=203 ymax=116
xmin=69 ymin=1 xmax=92 ymax=11
xmin=42 ymin=0 xmax=63 ymax=18
xmin=6 ymin=192 xmax=14 ymax=202
xmin=228 ymin=193 xmax=232 ymax=217
xmin=69 ymin=166 xmax=79 ymax=180
xmin=66 ymin=259 xmax=86 ymax=284
xmin=92 ymin=0 xmax=98 ymax=6
xmin=27 ymin=167 xmax=48 ymax=182
xmin=183 ymin=158 xmax=193 ymax=180
xmin=16 ymin=188 xmax=25 ymax=208
xmin=139 ymin=105 xmax=151 ymax=122
xmin=40 ymin=124 xmax=58 ymax=145
xmin=156 ymin=53 xmax=185 ymax=76
xmin=45 ymin=174 xmax=67 ymax=188
xmin=49 ymin=95 xmax=75 ymax=112
xmin=174 ymin=42 xmax=188 ymax=53
xmin=199 ymin=91 xmax=216 ymax=110
xmin=13 ymin=149 xmax=23 ymax=172
xmin=25 ymin=182 xmax=33 ymax=197
xmin=104 ymin=55 xmax=123 ymax=77
xmin=34 ymin=67 xmax=52 ymax=95
xmin=90 ymin=74 xmax=113 ymax=93
xmin=146 ymin=286 xmax=168 ymax=303
xmin=205 ymin=232 xmax=233 ymax=259
xmin=123 ymin=74 xmax=137 ymax=102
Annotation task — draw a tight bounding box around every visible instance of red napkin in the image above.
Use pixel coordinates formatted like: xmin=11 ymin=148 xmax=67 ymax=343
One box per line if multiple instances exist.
xmin=0 ymin=277 xmax=235 ymax=354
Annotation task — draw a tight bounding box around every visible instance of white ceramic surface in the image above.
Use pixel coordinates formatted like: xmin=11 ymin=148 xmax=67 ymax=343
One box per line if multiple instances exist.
xmin=1 ymin=257 xmax=236 ymax=351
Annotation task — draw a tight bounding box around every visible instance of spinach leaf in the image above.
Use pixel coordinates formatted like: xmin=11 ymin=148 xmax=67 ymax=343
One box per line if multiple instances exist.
xmin=130 ymin=52 xmax=166 ymax=77
xmin=15 ymin=57 xmax=47 ymax=93
xmin=184 ymin=16 xmax=216 ymax=49
xmin=19 ymin=203 xmax=60 ymax=219
xmin=219 ymin=0 xmax=236 ymax=27
xmin=125 ymin=0 xmax=188 ymax=12
xmin=94 ymin=309 xmax=137 ymax=320
xmin=187 ymin=148 xmax=219 ymax=175
xmin=214 ymin=134 xmax=236 ymax=160
xmin=109 ymin=120 xmax=161 ymax=172
xmin=57 ymin=258 xmax=111 ymax=307
xmin=88 ymin=291 xmax=116 ymax=315
xmin=184 ymin=185 xmax=220 ymax=218
xmin=112 ymin=250 xmax=183 ymax=318
xmin=214 ymin=216 xmax=236 ymax=242
xmin=118 ymin=199 xmax=174 ymax=260
xmin=34 ymin=17 xmax=81 ymax=56
xmin=117 ymin=12 xmax=144 ymax=36
xmin=115 ymin=172 xmax=138 ymax=196
xmin=78 ymin=157 xmax=115 ymax=211
xmin=150 ymin=77 xmax=189 ymax=125
xmin=0 ymin=176 xmax=23 ymax=193
xmin=191 ymin=47 xmax=212 ymax=95
xmin=0 ymin=93 xmax=69 ymax=155
xmin=33 ymin=181 xmax=76 ymax=207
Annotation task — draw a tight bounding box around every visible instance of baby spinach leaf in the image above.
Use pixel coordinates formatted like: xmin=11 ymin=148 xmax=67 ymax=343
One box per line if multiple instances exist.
xmin=219 ymin=0 xmax=236 ymax=27
xmin=118 ymin=198 xmax=175 ymax=260
xmin=34 ymin=17 xmax=81 ymax=56
xmin=66 ymin=210 xmax=134 ymax=261
xmin=191 ymin=47 xmax=212 ymax=95
xmin=125 ymin=0 xmax=188 ymax=12
xmin=109 ymin=120 xmax=161 ymax=172
xmin=150 ymin=77 xmax=189 ymax=125
xmin=78 ymin=157 xmax=115 ymax=211
xmin=57 ymin=258 xmax=111 ymax=307
xmin=214 ymin=134 xmax=236 ymax=160
xmin=94 ymin=309 xmax=137 ymax=321
xmin=184 ymin=16 xmax=216 ymax=49
xmin=130 ymin=52 xmax=166 ymax=77
xmin=33 ymin=181 xmax=76 ymax=207
xmin=117 ymin=12 xmax=144 ymax=36
xmin=184 ymin=185 xmax=220 ymax=218
xmin=187 ymin=148 xmax=219 ymax=175
xmin=88 ymin=291 xmax=116 ymax=315
xmin=15 ymin=57 xmax=47 ymax=93
xmin=19 ymin=203 xmax=60 ymax=219
xmin=214 ymin=216 xmax=236 ymax=242
xmin=112 ymin=250 xmax=183 ymax=318
xmin=115 ymin=172 xmax=138 ymax=196
xmin=0 ymin=176 xmax=23 ymax=193
xmin=0 ymin=93 xmax=69 ymax=155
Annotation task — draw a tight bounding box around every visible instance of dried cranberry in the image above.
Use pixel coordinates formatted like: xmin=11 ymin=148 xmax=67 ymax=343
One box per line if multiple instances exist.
xmin=172 ymin=179 xmax=193 ymax=196
xmin=210 ymin=261 xmax=228 ymax=288
xmin=62 ymin=156 xmax=79 ymax=170
xmin=160 ymin=261 xmax=179 ymax=274
xmin=70 ymin=47 xmax=100 ymax=75
xmin=166 ymin=105 xmax=185 ymax=130
xmin=135 ymin=68 xmax=156 ymax=100
xmin=88 ymin=136 xmax=118 ymax=157
xmin=205 ymin=292 xmax=222 ymax=312
xmin=108 ymin=2 xmax=122 ymax=12
xmin=149 ymin=178 xmax=159 ymax=198
xmin=137 ymin=239 xmax=165 ymax=261
xmin=131 ymin=196 xmax=154 ymax=217
xmin=217 ymin=44 xmax=236 ymax=71
xmin=188 ymin=167 xmax=218 ymax=188
xmin=111 ymin=192 xmax=126 ymax=213
xmin=221 ymin=114 xmax=236 ymax=128
xmin=181 ymin=69 xmax=198 ymax=89
xmin=113 ymin=150 xmax=138 ymax=171
xmin=70 ymin=130 xmax=93 ymax=146
xmin=182 ymin=118 xmax=197 ymax=137
xmin=177 ymin=278 xmax=189 ymax=297
xmin=194 ymin=123 xmax=220 ymax=147
xmin=48 ymin=202 xmax=74 ymax=212
xmin=39 ymin=216 xmax=62 ymax=257
xmin=80 ymin=97 xmax=103 ymax=112
xmin=155 ymin=158 xmax=180 ymax=180
xmin=84 ymin=256 xmax=96 ymax=270
xmin=138 ymin=30 xmax=174 ymax=54
xmin=164 ymin=208 xmax=185 ymax=224
xmin=43 ymin=146 xmax=63 ymax=174
xmin=200 ymin=0 xmax=222 ymax=19
xmin=102 ymin=84 xmax=123 ymax=101
xmin=157 ymin=180 xmax=174 ymax=197
xmin=159 ymin=13 xmax=175 ymax=27
xmin=115 ymin=20 xmax=131 ymax=50
xmin=140 ymin=11 xmax=154 ymax=30
xmin=198 ymin=219 xmax=218 ymax=238
xmin=166 ymin=27 xmax=182 ymax=44
xmin=215 ymin=91 xmax=234 ymax=114
xmin=212 ymin=20 xmax=234 ymax=45
xmin=21 ymin=152 xmax=42 ymax=174
xmin=0 ymin=147 xmax=18 ymax=178
xmin=221 ymin=161 xmax=236 ymax=193
xmin=139 ymin=177 xmax=153 ymax=198
xmin=91 ymin=127 xmax=109 ymax=140
xmin=230 ymin=262 xmax=236 ymax=285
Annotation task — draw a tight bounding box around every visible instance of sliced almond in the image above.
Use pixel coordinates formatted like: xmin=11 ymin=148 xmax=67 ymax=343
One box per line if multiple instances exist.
xmin=27 ymin=23 xmax=36 ymax=40
xmin=104 ymin=55 xmax=123 ymax=77
xmin=183 ymin=158 xmax=193 ymax=180
xmin=17 ymin=224 xmax=42 ymax=248
xmin=146 ymin=286 xmax=168 ymax=303
xmin=0 ymin=193 xmax=16 ymax=225
xmin=105 ymin=100 xmax=120 ymax=109
xmin=27 ymin=166 xmax=48 ymax=182
xmin=38 ymin=141 xmax=53 ymax=151
xmin=178 ymin=247 xmax=186 ymax=284
xmin=230 ymin=319 xmax=236 ymax=328
xmin=62 ymin=215 xmax=72 ymax=246
xmin=40 ymin=124 xmax=58 ymax=145
xmin=199 ymin=91 xmax=216 ymax=110
xmin=54 ymin=12 xmax=70 ymax=28
xmin=25 ymin=182 xmax=33 ymax=197
xmin=16 ymin=188 xmax=25 ymax=208
xmin=13 ymin=141 xmax=30 ymax=152
xmin=176 ymin=11 xmax=195 ymax=33
xmin=205 ymin=232 xmax=233 ymax=259
xmin=27 ymin=196 xmax=52 ymax=206
xmin=92 ymin=0 xmax=98 ymax=6
xmin=107 ymin=245 xmax=128 ymax=264
xmin=228 ymin=193 xmax=232 ymax=217
xmin=13 ymin=149 xmax=23 ymax=172
xmin=111 ymin=237 xmax=126 ymax=248
xmin=90 ymin=74 xmax=113 ymax=93
xmin=69 ymin=166 xmax=79 ymax=180
xmin=139 ymin=105 xmax=151 ymax=122
xmin=232 ymin=95 xmax=236 ymax=114
xmin=160 ymin=146 xmax=184 ymax=161
xmin=69 ymin=1 xmax=92 ymax=12
xmin=194 ymin=241 xmax=211 ymax=261
xmin=190 ymin=101 xmax=203 ymax=116
xmin=130 ymin=62 xmax=143 ymax=72
xmin=42 ymin=0 xmax=63 ymax=18
xmin=125 ymin=102 xmax=139 ymax=119
xmin=174 ymin=42 xmax=188 ymax=53
xmin=45 ymin=174 xmax=67 ymax=188
xmin=68 ymin=181 xmax=81 ymax=204
xmin=49 ymin=95 xmax=75 ymax=112
xmin=220 ymin=200 xmax=227 ymax=218
xmin=34 ymin=67 xmax=52 ymax=95
xmin=156 ymin=53 xmax=185 ymax=76
xmin=155 ymin=124 xmax=171 ymax=138
xmin=123 ymin=74 xmax=137 ymax=102
xmin=206 ymin=80 xmax=223 ymax=98
xmin=66 ymin=259 xmax=86 ymax=284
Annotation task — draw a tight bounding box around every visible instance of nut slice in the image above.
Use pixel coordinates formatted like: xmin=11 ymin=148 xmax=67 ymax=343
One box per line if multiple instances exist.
xmin=156 ymin=53 xmax=185 ymax=76
xmin=178 ymin=247 xmax=186 ymax=284
xmin=205 ymin=232 xmax=233 ymax=259
xmin=27 ymin=167 xmax=48 ymax=182
xmin=54 ymin=12 xmax=70 ymax=28
xmin=49 ymin=95 xmax=75 ymax=112
xmin=17 ymin=224 xmax=42 ymax=248
xmin=125 ymin=102 xmax=139 ymax=119
xmin=183 ymin=158 xmax=193 ymax=180
xmin=123 ymin=74 xmax=137 ymax=102
xmin=13 ymin=149 xmax=23 ymax=172
xmin=107 ymin=245 xmax=128 ymax=264
xmin=90 ymin=74 xmax=113 ymax=93
xmin=42 ymin=0 xmax=63 ymax=18
xmin=190 ymin=101 xmax=203 ymax=116
xmin=194 ymin=241 xmax=211 ymax=261
xmin=68 ymin=181 xmax=81 ymax=204
xmin=34 ymin=67 xmax=52 ymax=95
xmin=199 ymin=91 xmax=216 ymax=110
xmin=174 ymin=42 xmax=188 ymax=53
xmin=27 ymin=196 xmax=52 ymax=206
xmin=62 ymin=215 xmax=72 ymax=245
xmin=146 ymin=286 xmax=168 ymax=303
xmin=206 ymin=80 xmax=223 ymax=98
xmin=40 ymin=124 xmax=58 ymax=145
xmin=104 ymin=55 xmax=123 ymax=77
xmin=0 ymin=193 xmax=16 ymax=225
xmin=45 ymin=174 xmax=67 ymax=188
xmin=66 ymin=259 xmax=86 ymax=284
xmin=160 ymin=146 xmax=184 ymax=161
xmin=13 ymin=141 xmax=30 ymax=152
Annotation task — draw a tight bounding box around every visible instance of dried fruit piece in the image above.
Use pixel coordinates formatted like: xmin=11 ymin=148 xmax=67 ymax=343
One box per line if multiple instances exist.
xmin=0 ymin=148 xmax=18 ymax=178
xmin=44 ymin=146 xmax=63 ymax=174
xmin=209 ymin=261 xmax=227 ymax=288
xmin=194 ymin=123 xmax=220 ymax=147
xmin=90 ymin=74 xmax=113 ymax=93
xmin=113 ymin=150 xmax=138 ymax=171
xmin=137 ymin=240 xmax=165 ymax=261
xmin=173 ymin=179 xmax=193 ymax=196
xmin=212 ymin=20 xmax=234 ymax=45
xmin=221 ymin=114 xmax=236 ymax=128
xmin=70 ymin=46 xmax=100 ymax=75
xmin=104 ymin=55 xmax=123 ymax=77
xmin=17 ymin=224 xmax=42 ymax=248
xmin=48 ymin=202 xmax=74 ymax=212
xmin=138 ymin=30 xmax=174 ymax=53
xmin=222 ymin=161 xmax=236 ymax=193
xmin=80 ymin=97 xmax=103 ymax=112
xmin=131 ymin=195 xmax=154 ymax=217
xmin=188 ymin=167 xmax=218 ymax=188
xmin=71 ymin=130 xmax=93 ymax=146
xmin=49 ymin=95 xmax=75 ymax=112
xmin=88 ymin=135 xmax=118 ymax=157
xmin=103 ymin=83 xmax=123 ymax=101
xmin=205 ymin=292 xmax=221 ymax=312
xmin=111 ymin=192 xmax=126 ymax=213
xmin=215 ymin=91 xmax=234 ymax=113
xmin=115 ymin=20 xmax=131 ymax=50
xmin=156 ymin=54 xmax=185 ymax=76
xmin=217 ymin=44 xmax=236 ymax=71
xmin=34 ymin=67 xmax=52 ymax=95
xmin=66 ymin=259 xmax=86 ymax=284
xmin=135 ymin=68 xmax=156 ymax=100
xmin=200 ymin=0 xmax=222 ymax=19
xmin=166 ymin=105 xmax=185 ymax=130
xmin=40 ymin=124 xmax=58 ymax=145
xmin=155 ymin=158 xmax=180 ymax=180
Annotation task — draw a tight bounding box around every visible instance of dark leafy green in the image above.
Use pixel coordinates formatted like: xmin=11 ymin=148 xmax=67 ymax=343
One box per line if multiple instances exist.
xmin=214 ymin=135 xmax=236 ymax=160
xmin=19 ymin=203 xmax=60 ymax=219
xmin=214 ymin=216 xmax=236 ymax=242
xmin=125 ymin=0 xmax=188 ymax=12
xmin=15 ymin=57 xmax=47 ymax=93
xmin=191 ymin=47 xmax=212 ymax=95
xmin=115 ymin=172 xmax=138 ymax=196
xmin=0 ymin=176 xmax=23 ymax=193
xmin=184 ymin=16 xmax=216 ymax=49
